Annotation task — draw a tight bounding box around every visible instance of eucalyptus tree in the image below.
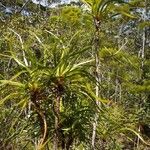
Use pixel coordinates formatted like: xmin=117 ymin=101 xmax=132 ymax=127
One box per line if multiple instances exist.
xmin=131 ymin=1 xmax=150 ymax=148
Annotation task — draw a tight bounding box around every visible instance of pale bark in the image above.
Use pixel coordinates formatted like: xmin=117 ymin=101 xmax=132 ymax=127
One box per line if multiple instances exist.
xmin=91 ymin=18 xmax=101 ymax=150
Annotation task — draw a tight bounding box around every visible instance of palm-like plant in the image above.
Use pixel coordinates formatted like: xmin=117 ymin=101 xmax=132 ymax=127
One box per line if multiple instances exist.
xmin=0 ymin=26 xmax=96 ymax=149
xmin=81 ymin=0 xmax=136 ymax=148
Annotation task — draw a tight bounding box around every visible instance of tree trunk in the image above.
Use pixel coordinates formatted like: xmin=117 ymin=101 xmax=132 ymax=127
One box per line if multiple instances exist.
xmin=91 ymin=18 xmax=101 ymax=150
xmin=53 ymin=94 xmax=61 ymax=150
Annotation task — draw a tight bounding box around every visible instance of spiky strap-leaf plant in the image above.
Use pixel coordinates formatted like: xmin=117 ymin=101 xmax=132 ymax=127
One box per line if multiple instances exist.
xmin=81 ymin=0 xmax=136 ymax=148
xmin=0 ymin=27 xmax=97 ymax=149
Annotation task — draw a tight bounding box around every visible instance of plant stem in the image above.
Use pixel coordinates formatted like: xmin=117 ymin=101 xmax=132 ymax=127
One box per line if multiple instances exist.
xmin=53 ymin=94 xmax=61 ymax=150
xmin=92 ymin=17 xmax=101 ymax=149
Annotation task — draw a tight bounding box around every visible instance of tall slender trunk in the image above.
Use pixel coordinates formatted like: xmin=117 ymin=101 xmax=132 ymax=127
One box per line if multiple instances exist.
xmin=118 ymin=23 xmax=124 ymax=49
xmin=91 ymin=18 xmax=101 ymax=150
xmin=53 ymin=93 xmax=61 ymax=150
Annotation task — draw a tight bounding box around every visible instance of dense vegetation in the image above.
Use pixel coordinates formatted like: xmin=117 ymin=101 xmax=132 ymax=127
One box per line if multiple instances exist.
xmin=0 ymin=0 xmax=150 ymax=149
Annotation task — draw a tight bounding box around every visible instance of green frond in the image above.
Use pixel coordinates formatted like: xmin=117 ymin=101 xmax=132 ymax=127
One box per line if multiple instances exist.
xmin=0 ymin=80 xmax=25 ymax=87
xmin=120 ymin=128 xmax=150 ymax=146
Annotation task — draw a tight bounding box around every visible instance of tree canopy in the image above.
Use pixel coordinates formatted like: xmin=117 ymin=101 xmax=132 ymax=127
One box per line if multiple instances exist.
xmin=0 ymin=0 xmax=150 ymax=150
